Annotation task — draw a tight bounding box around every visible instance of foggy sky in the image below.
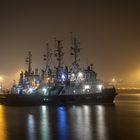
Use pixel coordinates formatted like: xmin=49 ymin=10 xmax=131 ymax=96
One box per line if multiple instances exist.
xmin=0 ymin=0 xmax=140 ymax=87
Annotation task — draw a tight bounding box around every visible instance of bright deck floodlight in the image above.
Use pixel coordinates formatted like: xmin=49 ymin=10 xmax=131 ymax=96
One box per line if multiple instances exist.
xmin=84 ymin=85 xmax=91 ymax=90
xmin=78 ymin=72 xmax=83 ymax=78
xmin=29 ymin=87 xmax=33 ymax=93
xmin=61 ymin=74 xmax=66 ymax=81
xmin=42 ymin=87 xmax=47 ymax=94
xmin=97 ymin=84 xmax=103 ymax=91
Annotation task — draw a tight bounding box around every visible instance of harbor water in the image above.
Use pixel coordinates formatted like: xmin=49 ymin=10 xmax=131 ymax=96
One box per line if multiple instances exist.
xmin=0 ymin=93 xmax=140 ymax=140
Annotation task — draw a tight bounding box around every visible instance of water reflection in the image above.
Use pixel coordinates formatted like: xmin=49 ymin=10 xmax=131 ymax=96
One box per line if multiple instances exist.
xmin=95 ymin=105 xmax=107 ymax=140
xmin=57 ymin=107 xmax=68 ymax=140
xmin=40 ymin=106 xmax=50 ymax=140
xmin=82 ymin=105 xmax=92 ymax=140
xmin=0 ymin=104 xmax=110 ymax=140
xmin=1 ymin=96 xmax=139 ymax=140
xmin=27 ymin=114 xmax=36 ymax=140
xmin=0 ymin=105 xmax=7 ymax=140
xmin=70 ymin=105 xmax=92 ymax=140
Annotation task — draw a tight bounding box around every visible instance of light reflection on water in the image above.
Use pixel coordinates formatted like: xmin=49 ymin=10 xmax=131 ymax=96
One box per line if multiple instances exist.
xmin=0 ymin=94 xmax=140 ymax=140
xmin=40 ymin=106 xmax=50 ymax=140
xmin=0 ymin=105 xmax=7 ymax=140
xmin=69 ymin=105 xmax=92 ymax=140
xmin=57 ymin=107 xmax=68 ymax=140
xmin=96 ymin=105 xmax=107 ymax=140
xmin=27 ymin=114 xmax=35 ymax=140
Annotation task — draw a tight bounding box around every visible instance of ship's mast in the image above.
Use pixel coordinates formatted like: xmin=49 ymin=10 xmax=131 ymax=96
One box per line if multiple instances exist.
xmin=70 ymin=32 xmax=81 ymax=73
xmin=43 ymin=43 xmax=52 ymax=71
xmin=26 ymin=51 xmax=32 ymax=75
xmin=54 ymin=40 xmax=64 ymax=68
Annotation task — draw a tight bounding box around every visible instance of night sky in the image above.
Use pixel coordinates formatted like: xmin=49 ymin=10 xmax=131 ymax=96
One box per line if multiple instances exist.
xmin=0 ymin=0 xmax=140 ymax=87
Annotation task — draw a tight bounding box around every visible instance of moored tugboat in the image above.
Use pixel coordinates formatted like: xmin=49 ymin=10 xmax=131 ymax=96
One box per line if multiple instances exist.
xmin=0 ymin=35 xmax=117 ymax=105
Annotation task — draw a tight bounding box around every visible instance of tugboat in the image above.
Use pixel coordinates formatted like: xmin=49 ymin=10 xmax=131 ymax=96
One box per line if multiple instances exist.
xmin=0 ymin=34 xmax=117 ymax=105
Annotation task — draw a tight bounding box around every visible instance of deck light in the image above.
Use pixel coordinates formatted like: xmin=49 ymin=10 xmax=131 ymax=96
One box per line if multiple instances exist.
xmin=61 ymin=74 xmax=66 ymax=81
xmin=97 ymin=84 xmax=103 ymax=91
xmin=42 ymin=87 xmax=47 ymax=94
xmin=71 ymin=73 xmax=75 ymax=77
xmin=29 ymin=87 xmax=33 ymax=93
xmin=84 ymin=85 xmax=90 ymax=90
xmin=78 ymin=72 xmax=83 ymax=78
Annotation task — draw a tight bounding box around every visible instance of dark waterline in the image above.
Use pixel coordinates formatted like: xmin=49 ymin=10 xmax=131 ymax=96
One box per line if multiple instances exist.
xmin=0 ymin=94 xmax=140 ymax=140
